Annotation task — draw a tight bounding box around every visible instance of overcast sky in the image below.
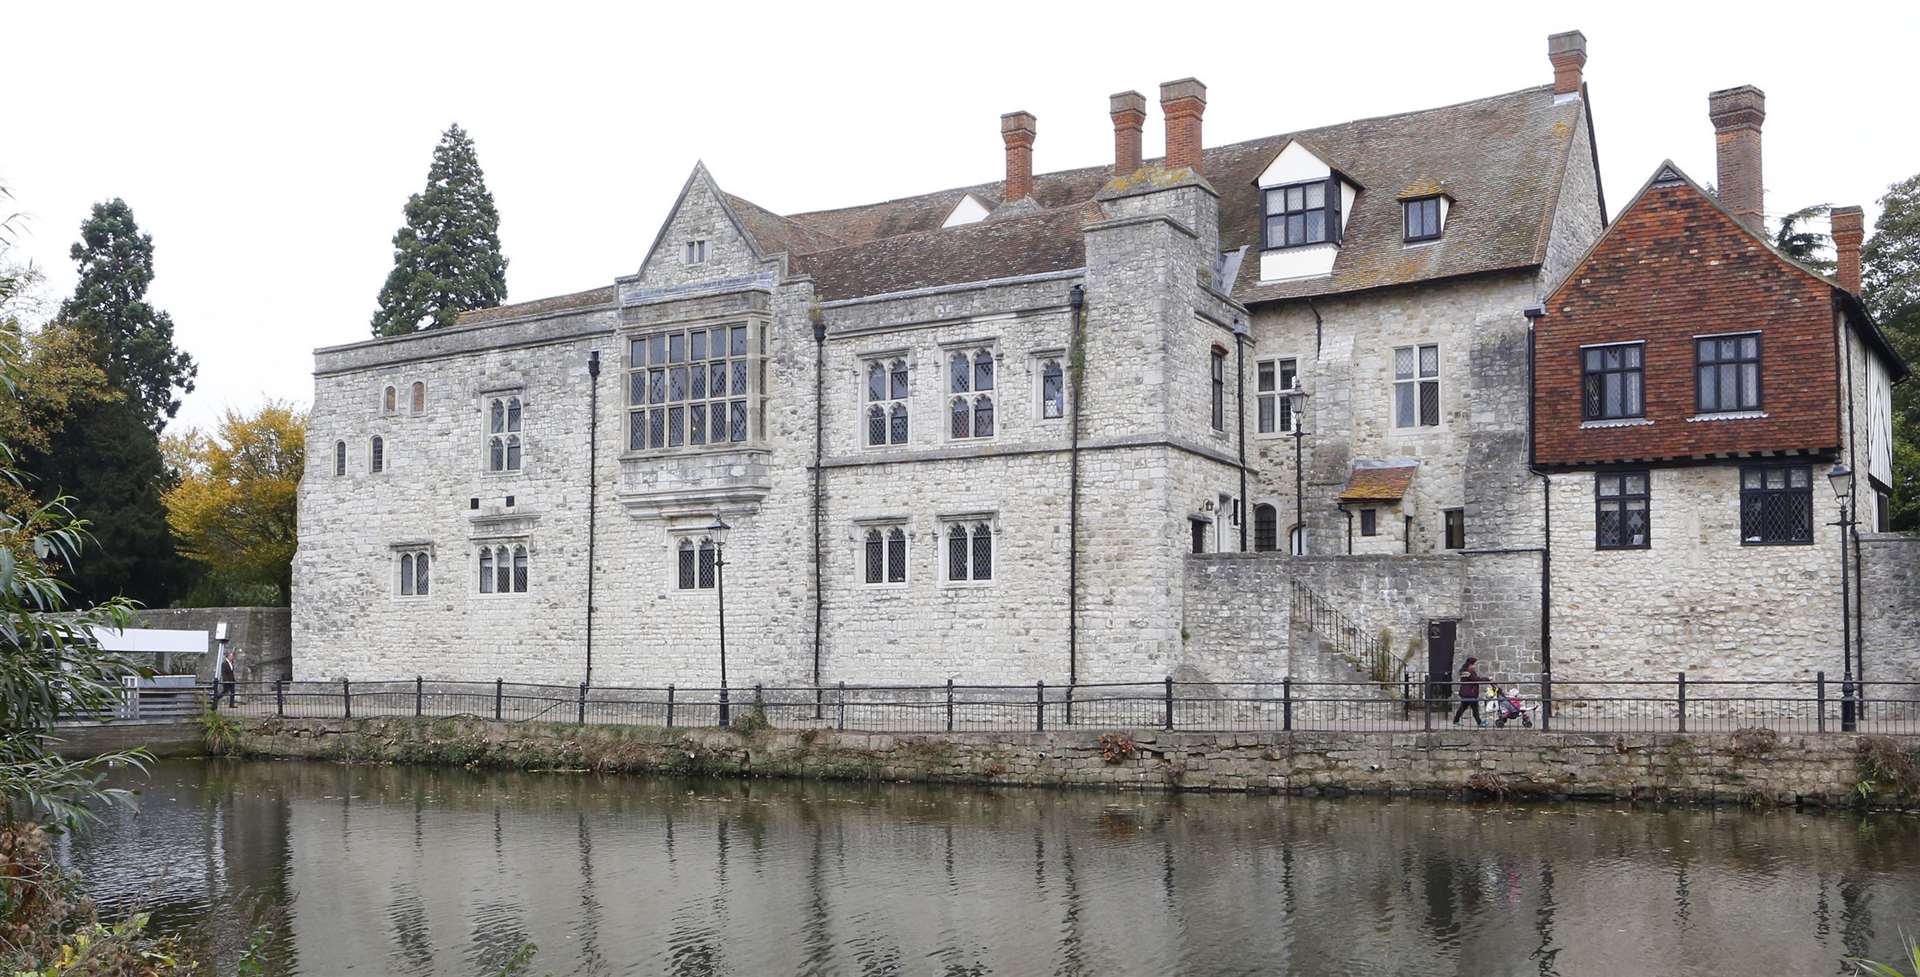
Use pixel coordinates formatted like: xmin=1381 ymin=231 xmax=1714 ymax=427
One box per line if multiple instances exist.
xmin=7 ymin=1 xmax=1917 ymax=434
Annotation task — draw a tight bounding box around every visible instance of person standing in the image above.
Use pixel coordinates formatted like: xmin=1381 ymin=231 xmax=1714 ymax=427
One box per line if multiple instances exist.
xmin=218 ymin=645 xmax=238 ymax=707
xmin=1452 ymin=656 xmax=1487 ymax=727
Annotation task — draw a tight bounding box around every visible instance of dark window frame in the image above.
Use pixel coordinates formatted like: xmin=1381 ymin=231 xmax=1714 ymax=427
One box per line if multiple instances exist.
xmin=1442 ymin=508 xmax=1465 ymax=550
xmin=1359 ymin=508 xmax=1378 ymax=536
xmin=1695 ymin=332 xmax=1763 ymax=414
xmin=1594 ymin=469 xmax=1652 ymax=550
xmin=1582 ymin=342 xmax=1646 ymax=421
xmin=1210 ymin=347 xmax=1227 ymax=432
xmin=1739 ymin=463 xmax=1813 ymax=546
xmin=1253 ymin=503 xmax=1279 ymax=551
xmin=1261 ymin=177 xmax=1343 ymax=250
xmin=1402 ymin=196 xmax=1442 ymax=243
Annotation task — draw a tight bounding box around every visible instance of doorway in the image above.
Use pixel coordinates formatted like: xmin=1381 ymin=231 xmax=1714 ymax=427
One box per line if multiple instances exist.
xmin=1425 ymin=619 xmax=1458 ymax=704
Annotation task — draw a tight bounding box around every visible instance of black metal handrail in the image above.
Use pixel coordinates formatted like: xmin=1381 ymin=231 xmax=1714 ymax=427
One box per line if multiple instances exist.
xmin=189 ymin=673 xmax=1920 ymax=736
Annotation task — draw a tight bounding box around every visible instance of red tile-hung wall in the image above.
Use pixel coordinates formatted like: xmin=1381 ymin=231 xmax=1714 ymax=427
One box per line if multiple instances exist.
xmin=1534 ymin=180 xmax=1839 ymax=467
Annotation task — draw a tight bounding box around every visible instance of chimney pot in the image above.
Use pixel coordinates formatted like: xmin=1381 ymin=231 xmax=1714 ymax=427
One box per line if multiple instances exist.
xmin=1000 ymin=110 xmax=1037 ymax=202
xmin=1708 ymin=85 xmax=1767 ymax=233
xmin=1159 ymin=78 xmax=1207 ymax=174
xmin=1109 ymin=90 xmax=1147 ymax=177
xmin=1547 ymin=30 xmax=1587 ymax=96
xmin=1832 ymin=205 xmax=1864 ymax=294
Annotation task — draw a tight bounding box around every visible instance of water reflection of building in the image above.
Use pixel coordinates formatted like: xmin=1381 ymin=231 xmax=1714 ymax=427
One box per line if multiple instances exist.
xmin=234 ymin=763 xmax=1919 ymax=976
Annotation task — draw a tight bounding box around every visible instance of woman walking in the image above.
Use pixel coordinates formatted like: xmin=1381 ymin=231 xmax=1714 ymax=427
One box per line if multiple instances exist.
xmin=1452 ymin=656 xmax=1487 ymax=727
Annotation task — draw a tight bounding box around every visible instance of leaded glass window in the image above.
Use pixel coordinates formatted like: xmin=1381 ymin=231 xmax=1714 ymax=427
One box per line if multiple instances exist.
xmin=948 ymin=349 xmax=995 ymax=440
xmin=1253 ymin=503 xmax=1279 ymax=552
xmin=1040 ymin=359 xmax=1065 ymax=420
xmin=1394 ymin=344 xmax=1440 ymax=428
xmin=400 ymin=553 xmax=414 ymax=596
xmin=1256 ymin=358 xmax=1298 ymax=434
xmin=862 ymin=527 xmax=907 ymax=585
xmin=1210 ymin=348 xmax=1227 ymax=432
xmin=1697 ymin=333 xmax=1761 ymax=414
xmin=943 ymin=522 xmax=993 ymax=582
xmin=1583 ymin=343 xmax=1645 ymax=420
xmin=628 ymin=322 xmax=761 ymax=451
xmin=1596 ymin=471 xmax=1650 ymax=549
xmin=865 ymin=358 xmax=909 ymax=446
xmin=1263 ymin=179 xmax=1339 ymax=249
xmin=370 ymin=436 xmax=385 ymax=473
xmin=1740 ymin=464 xmax=1811 ymax=545
xmin=333 ymin=441 xmax=346 ymax=477
xmin=1403 ymin=197 xmax=1442 ymax=242
xmin=487 ymin=395 xmax=524 ymax=472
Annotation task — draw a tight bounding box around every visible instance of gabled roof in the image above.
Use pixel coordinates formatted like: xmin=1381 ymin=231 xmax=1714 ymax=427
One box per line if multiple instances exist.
xmin=1339 ymin=462 xmax=1419 ymax=502
xmin=1547 ymin=160 xmax=1909 ymax=382
xmin=454 ymin=84 xmax=1595 ymax=323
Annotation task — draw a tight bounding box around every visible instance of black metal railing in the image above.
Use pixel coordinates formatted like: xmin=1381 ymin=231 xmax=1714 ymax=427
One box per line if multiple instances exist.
xmin=193 ymin=673 xmax=1920 ymax=736
xmin=1289 ymin=580 xmax=1405 ymax=685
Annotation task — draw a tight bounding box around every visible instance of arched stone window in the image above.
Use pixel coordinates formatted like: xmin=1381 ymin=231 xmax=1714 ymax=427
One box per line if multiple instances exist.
xmin=383 ymin=386 xmax=397 ymax=414
xmin=677 ymin=539 xmax=696 ymax=591
xmin=1253 ymin=504 xmax=1279 ymax=552
xmin=1289 ymin=525 xmax=1306 ymax=556
xmin=1040 ymin=359 xmax=1065 ymax=419
xmin=944 ymin=521 xmax=993 ymax=582
xmin=675 ymin=536 xmax=719 ymax=591
xmin=370 ymin=436 xmax=385 ymax=473
xmin=948 ymin=349 xmax=995 ymax=439
xmin=697 ymin=538 xmax=716 ymax=589
xmin=400 ymin=553 xmax=414 ymax=596
xmin=415 ymin=552 xmax=430 ymax=595
xmin=397 ymin=550 xmax=430 ymax=596
xmin=487 ymin=395 xmax=523 ymax=472
xmin=410 ymin=381 xmax=426 ymax=414
xmin=863 ymin=526 xmax=907 ymax=585
xmin=512 ymin=545 xmax=528 ymax=593
xmin=479 ymin=547 xmax=494 ymax=594
xmin=865 ymin=358 xmax=908 ymax=446
xmin=333 ymin=440 xmax=346 ymax=477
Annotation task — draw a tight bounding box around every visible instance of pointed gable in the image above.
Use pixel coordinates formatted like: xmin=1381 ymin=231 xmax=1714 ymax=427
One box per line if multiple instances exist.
xmin=631 ymin=162 xmax=774 ymax=291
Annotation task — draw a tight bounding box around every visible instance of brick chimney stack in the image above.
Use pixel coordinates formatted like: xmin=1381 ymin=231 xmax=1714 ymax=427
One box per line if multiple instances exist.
xmin=1547 ymin=30 xmax=1587 ymax=97
xmin=1001 ymin=111 xmax=1036 ymax=202
xmin=1110 ymin=91 xmax=1146 ymax=177
xmin=1832 ymin=205 xmax=1865 ymax=294
xmin=1159 ymin=78 xmax=1207 ymax=174
xmin=1708 ymin=85 xmax=1767 ymax=234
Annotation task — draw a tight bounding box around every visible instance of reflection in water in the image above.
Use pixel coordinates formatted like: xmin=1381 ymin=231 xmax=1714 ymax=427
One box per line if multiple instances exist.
xmin=60 ymin=760 xmax=1920 ymax=977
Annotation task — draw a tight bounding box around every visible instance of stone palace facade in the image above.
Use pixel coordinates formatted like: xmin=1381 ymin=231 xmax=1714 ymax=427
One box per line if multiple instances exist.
xmin=295 ymin=31 xmax=1915 ymax=690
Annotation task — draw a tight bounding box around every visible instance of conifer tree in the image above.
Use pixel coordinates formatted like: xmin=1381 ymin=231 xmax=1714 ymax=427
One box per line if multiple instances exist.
xmin=30 ymin=199 xmax=194 ymax=605
xmin=369 ymin=124 xmax=508 ymax=336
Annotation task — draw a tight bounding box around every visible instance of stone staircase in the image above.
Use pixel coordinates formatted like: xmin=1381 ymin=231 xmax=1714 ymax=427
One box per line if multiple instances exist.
xmin=1287 ymin=579 xmax=1410 ymax=698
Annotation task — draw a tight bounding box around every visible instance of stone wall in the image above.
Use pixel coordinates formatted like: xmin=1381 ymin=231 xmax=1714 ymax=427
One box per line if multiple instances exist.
xmin=1859 ymin=534 xmax=1920 ymax=685
xmin=227 ymin=715 xmax=1915 ymax=808
xmin=128 ymin=606 xmax=291 ymax=682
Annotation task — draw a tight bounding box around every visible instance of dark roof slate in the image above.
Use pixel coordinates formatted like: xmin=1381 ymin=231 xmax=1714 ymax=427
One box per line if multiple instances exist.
xmin=793 ymin=202 xmax=1098 ymax=302
xmin=723 ymin=193 xmax=848 ymax=257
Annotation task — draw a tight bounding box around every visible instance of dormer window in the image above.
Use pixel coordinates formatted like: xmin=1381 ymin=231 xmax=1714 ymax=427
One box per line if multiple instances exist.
xmin=1403 ymin=197 xmax=1444 ymax=242
xmin=1262 ymin=179 xmax=1341 ymax=250
xmin=683 ymin=240 xmax=708 ymax=265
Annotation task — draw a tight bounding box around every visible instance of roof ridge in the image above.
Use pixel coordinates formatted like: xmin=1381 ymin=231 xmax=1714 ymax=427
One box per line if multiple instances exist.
xmin=779 ymin=84 xmax=1554 ymax=228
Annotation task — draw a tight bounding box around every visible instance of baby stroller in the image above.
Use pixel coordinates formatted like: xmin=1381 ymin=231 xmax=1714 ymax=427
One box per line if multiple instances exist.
xmin=1488 ymin=685 xmax=1535 ymax=728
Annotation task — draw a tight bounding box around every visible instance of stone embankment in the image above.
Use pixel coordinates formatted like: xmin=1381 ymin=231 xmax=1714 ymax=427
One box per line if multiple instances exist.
xmin=224 ymin=716 xmax=1919 ymax=808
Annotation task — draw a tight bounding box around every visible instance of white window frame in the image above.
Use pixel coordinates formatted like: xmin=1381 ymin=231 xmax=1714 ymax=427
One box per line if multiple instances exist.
xmin=1255 ymin=356 xmax=1301 ymax=436
xmin=483 ymin=392 xmax=525 ymax=474
xmin=857 ymin=521 xmax=910 ymax=588
xmin=393 ymin=546 xmax=432 ymax=599
xmin=1392 ymin=343 xmax=1442 ymax=430
xmin=626 ymin=321 xmax=766 ymax=454
xmin=944 ymin=345 xmax=998 ymax=442
xmin=1032 ymin=350 xmax=1068 ymax=422
xmin=862 ymin=354 xmax=911 ymax=448
xmin=937 ymin=514 xmax=997 ymax=586
xmin=474 ymin=540 xmax=531 ymax=596
xmin=683 ymin=239 xmax=709 ymax=266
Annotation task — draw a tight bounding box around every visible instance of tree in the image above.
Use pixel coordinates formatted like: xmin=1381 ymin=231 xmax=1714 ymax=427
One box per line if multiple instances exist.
xmin=162 ymin=402 xmax=304 ymax=606
xmin=1773 ymin=202 xmax=1835 ymax=274
xmin=54 ymin=199 xmax=195 ymax=433
xmin=369 ymin=124 xmax=508 ymax=336
xmin=27 ymin=201 xmax=194 ymax=606
xmin=1862 ymin=172 xmax=1920 ymax=531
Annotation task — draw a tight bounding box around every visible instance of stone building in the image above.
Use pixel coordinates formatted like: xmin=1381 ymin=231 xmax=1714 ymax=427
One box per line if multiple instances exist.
xmin=1531 ymin=84 xmax=1912 ymax=687
xmin=294 ymin=31 xmax=1908 ymax=691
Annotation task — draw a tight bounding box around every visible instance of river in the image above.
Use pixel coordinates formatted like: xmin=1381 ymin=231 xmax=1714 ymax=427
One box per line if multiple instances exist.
xmin=61 ymin=759 xmax=1920 ymax=976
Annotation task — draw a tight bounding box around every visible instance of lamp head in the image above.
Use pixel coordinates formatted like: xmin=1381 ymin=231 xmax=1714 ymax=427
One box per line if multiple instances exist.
xmin=706 ymin=516 xmax=732 ymax=547
xmin=1827 ymin=462 xmax=1853 ymax=503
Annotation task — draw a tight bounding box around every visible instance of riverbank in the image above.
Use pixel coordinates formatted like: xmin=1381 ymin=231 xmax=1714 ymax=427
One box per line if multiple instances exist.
xmin=219 ymin=714 xmax=1920 ymax=808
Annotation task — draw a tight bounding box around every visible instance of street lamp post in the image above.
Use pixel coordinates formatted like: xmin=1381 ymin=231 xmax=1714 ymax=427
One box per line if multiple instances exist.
xmin=1827 ymin=463 xmax=1856 ymax=732
xmin=1285 ymin=379 xmax=1310 ymax=556
xmin=707 ymin=516 xmax=732 ymax=727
